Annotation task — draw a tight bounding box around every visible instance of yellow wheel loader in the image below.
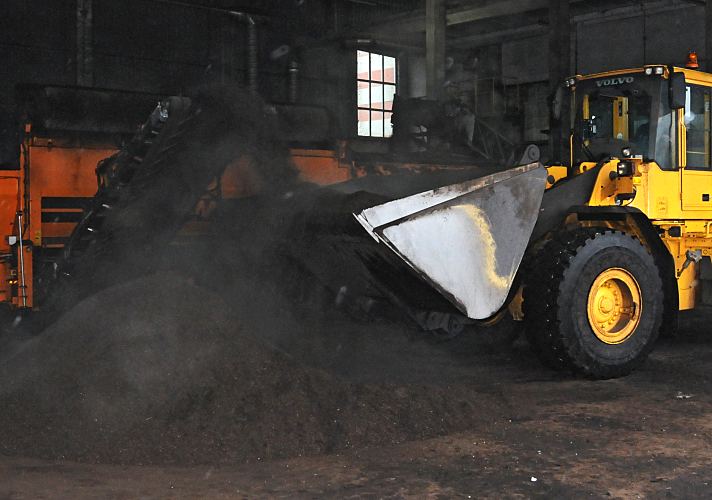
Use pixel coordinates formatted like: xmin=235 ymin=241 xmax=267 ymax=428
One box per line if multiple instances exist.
xmin=355 ymin=61 xmax=712 ymax=378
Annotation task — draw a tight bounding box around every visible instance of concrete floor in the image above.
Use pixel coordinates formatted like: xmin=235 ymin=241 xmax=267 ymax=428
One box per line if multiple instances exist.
xmin=2 ymin=307 xmax=712 ymax=498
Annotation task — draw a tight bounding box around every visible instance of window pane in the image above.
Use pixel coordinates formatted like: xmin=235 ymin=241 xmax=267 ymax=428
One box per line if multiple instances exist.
xmin=686 ymin=86 xmax=710 ymax=168
xmin=370 ymin=111 xmax=384 ymax=137
xmin=383 ymin=84 xmax=396 ymax=111
xmin=384 ymin=56 xmax=396 ymax=83
xmin=356 ymin=50 xmax=396 ymax=138
xmin=357 ymin=80 xmax=370 ymax=107
xmin=370 ymin=53 xmax=383 ymax=82
xmin=370 ymin=83 xmax=383 ymax=109
xmin=357 ymin=50 xmax=369 ymax=81
xmin=358 ymin=108 xmax=370 ymax=136
xmin=384 ymin=112 xmax=393 ymax=137
xmin=588 ymin=96 xmax=614 ymax=139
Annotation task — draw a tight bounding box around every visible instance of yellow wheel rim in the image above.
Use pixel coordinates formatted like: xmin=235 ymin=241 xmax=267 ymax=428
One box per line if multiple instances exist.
xmin=587 ymin=268 xmax=642 ymax=344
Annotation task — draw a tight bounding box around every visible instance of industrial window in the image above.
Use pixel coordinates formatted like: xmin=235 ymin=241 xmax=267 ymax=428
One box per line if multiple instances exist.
xmin=357 ymin=50 xmax=397 ymax=137
xmin=685 ymin=85 xmax=712 ymax=169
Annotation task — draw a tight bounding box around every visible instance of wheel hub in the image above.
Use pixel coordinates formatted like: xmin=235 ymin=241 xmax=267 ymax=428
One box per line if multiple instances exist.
xmin=587 ymin=268 xmax=642 ymax=344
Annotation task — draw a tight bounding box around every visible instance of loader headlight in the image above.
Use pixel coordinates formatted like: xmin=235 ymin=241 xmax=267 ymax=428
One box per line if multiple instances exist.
xmin=644 ymin=66 xmax=665 ymax=76
xmin=617 ymin=161 xmax=634 ymax=177
xmin=564 ymin=77 xmax=577 ymax=87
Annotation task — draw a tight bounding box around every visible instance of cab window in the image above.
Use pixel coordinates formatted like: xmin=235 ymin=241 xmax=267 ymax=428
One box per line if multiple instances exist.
xmin=581 ymin=89 xmax=652 ymax=157
xmin=685 ymin=85 xmax=712 ymax=169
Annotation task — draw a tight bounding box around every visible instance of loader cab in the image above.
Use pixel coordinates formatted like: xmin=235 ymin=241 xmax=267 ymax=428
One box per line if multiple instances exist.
xmin=569 ymin=65 xmax=712 ymax=175
xmin=569 ymin=66 xmax=712 ymax=216
xmin=570 ymin=68 xmax=675 ymax=169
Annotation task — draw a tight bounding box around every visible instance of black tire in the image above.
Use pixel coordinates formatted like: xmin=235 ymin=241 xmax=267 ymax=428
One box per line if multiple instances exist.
xmin=523 ymin=228 xmax=664 ymax=378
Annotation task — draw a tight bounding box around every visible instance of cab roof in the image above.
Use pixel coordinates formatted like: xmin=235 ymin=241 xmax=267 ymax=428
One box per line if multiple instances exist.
xmin=575 ymin=65 xmax=712 ymax=87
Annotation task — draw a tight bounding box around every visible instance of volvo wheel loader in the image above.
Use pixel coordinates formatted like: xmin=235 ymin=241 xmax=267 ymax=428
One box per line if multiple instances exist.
xmin=355 ymin=59 xmax=712 ymax=378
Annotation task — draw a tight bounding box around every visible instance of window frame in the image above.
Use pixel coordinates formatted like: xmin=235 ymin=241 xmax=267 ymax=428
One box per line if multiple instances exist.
xmin=356 ymin=50 xmax=397 ymax=138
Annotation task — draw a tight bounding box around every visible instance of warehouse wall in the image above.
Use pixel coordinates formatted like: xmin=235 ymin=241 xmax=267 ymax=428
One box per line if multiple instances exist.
xmin=6 ymin=1 xmax=701 ymax=147
xmin=501 ymin=3 xmax=705 ymax=83
xmin=0 ymin=1 xmax=76 ymax=105
xmin=576 ymin=5 xmax=703 ymax=74
xmin=0 ymin=0 xmax=363 ymax=138
xmin=1 ymin=1 xmax=220 ymax=103
xmin=91 ymin=0 xmax=217 ymax=92
xmin=496 ymin=3 xmax=706 ymax=149
xmin=300 ymin=44 xmax=358 ymax=138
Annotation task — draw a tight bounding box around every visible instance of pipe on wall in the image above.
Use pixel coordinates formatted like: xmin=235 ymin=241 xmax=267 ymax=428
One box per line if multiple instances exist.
xmin=148 ymin=2 xmax=264 ymax=92
xmin=246 ymin=17 xmax=258 ymax=92
xmin=76 ymin=0 xmax=94 ymax=86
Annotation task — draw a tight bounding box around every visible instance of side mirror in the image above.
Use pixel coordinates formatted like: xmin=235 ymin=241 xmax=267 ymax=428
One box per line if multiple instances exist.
xmin=669 ymin=72 xmax=686 ymax=110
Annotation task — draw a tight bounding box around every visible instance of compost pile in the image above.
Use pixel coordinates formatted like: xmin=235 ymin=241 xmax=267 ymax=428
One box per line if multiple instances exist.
xmin=0 ymin=265 xmax=495 ymax=465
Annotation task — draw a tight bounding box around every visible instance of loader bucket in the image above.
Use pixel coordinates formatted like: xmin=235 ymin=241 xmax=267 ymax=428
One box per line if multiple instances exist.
xmin=354 ymin=162 xmax=548 ymax=320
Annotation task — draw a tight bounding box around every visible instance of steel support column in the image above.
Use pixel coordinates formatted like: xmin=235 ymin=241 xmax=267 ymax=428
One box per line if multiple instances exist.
xmin=548 ymin=0 xmax=570 ymax=163
xmin=426 ymin=0 xmax=446 ymax=99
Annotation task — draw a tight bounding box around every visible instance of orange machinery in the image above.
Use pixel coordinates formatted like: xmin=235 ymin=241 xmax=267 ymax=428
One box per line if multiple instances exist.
xmin=0 ymin=129 xmax=352 ymax=310
xmin=0 ymin=130 xmax=117 ymax=308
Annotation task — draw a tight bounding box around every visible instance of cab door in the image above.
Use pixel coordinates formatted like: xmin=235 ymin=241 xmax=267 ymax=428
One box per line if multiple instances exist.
xmin=681 ymin=84 xmax=712 ymax=212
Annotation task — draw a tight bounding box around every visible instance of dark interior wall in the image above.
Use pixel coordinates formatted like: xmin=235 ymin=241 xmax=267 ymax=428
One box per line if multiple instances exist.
xmin=0 ymin=1 xmax=76 ymax=107
xmin=301 ymin=44 xmax=358 ymax=138
xmin=576 ymin=4 xmax=704 ymax=74
xmin=499 ymin=4 xmax=706 ymax=82
xmin=92 ymin=0 xmax=215 ymax=92
xmin=2 ymin=1 xmax=236 ymax=100
xmin=0 ymin=0 xmax=369 ymax=138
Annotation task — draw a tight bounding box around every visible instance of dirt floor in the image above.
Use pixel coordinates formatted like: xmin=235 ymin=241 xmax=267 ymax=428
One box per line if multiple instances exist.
xmin=1 ymin=267 xmax=712 ymax=498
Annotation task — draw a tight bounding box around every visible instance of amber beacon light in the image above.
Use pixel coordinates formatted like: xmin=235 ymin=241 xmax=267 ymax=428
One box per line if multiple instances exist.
xmin=686 ymin=50 xmax=700 ymax=69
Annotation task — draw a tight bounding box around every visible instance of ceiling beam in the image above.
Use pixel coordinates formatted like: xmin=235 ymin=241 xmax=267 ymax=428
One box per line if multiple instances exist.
xmin=370 ymin=0 xmax=586 ymax=34
xmin=364 ymin=0 xmax=703 ymax=48
xmin=446 ymin=0 xmax=549 ymax=26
